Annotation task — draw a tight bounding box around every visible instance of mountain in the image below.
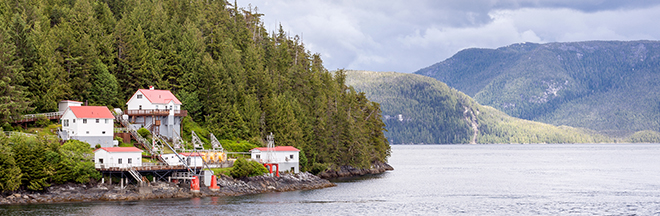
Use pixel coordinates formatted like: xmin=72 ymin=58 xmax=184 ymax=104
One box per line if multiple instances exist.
xmin=345 ymin=70 xmax=612 ymax=144
xmin=415 ymin=41 xmax=660 ymax=136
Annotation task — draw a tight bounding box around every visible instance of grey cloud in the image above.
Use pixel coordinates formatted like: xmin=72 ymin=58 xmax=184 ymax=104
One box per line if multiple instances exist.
xmin=237 ymin=0 xmax=660 ymax=73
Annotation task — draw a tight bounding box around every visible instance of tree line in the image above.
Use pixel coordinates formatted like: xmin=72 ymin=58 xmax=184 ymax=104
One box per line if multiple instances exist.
xmin=0 ymin=0 xmax=390 ymax=171
xmin=0 ymin=135 xmax=99 ymax=192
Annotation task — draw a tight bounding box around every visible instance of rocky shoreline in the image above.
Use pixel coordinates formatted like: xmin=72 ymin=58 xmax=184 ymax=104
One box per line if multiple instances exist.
xmin=317 ymin=161 xmax=394 ymax=179
xmin=0 ymin=172 xmax=335 ymax=205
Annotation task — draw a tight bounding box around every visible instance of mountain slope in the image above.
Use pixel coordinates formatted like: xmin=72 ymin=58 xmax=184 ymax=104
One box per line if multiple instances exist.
xmin=415 ymin=41 xmax=660 ymax=135
xmin=345 ymin=70 xmax=611 ymax=144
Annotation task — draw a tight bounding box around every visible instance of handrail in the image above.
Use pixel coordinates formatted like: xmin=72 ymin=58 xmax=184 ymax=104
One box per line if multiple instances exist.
xmin=156 ymin=134 xmax=194 ymax=174
xmin=124 ymin=109 xmax=187 ymax=116
xmin=10 ymin=111 xmax=64 ymax=123
xmin=116 ymin=115 xmax=157 ymax=156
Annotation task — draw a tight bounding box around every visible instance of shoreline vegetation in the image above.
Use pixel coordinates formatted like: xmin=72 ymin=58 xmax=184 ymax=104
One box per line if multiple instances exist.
xmin=1 ymin=0 xmax=392 ymax=204
xmin=0 ymin=163 xmax=393 ymax=206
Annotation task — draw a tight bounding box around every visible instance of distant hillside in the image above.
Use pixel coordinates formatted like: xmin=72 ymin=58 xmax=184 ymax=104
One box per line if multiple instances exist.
xmin=345 ymin=70 xmax=611 ymax=144
xmin=415 ymin=41 xmax=660 ymax=135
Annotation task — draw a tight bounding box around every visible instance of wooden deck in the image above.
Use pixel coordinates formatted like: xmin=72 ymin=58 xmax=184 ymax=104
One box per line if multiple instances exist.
xmin=95 ymin=165 xmax=200 ymax=172
xmin=11 ymin=111 xmax=63 ymax=123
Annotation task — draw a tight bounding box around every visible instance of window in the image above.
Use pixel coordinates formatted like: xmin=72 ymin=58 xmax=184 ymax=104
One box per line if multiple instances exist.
xmin=256 ymin=154 xmax=260 ymax=159
xmin=169 ymin=105 xmax=172 ymax=110
xmin=105 ymin=119 xmax=109 ymax=124
xmin=83 ymin=119 xmax=87 ymax=124
xmin=139 ymin=105 xmax=142 ymax=110
xmin=290 ymin=154 xmax=294 ymax=159
xmin=73 ymin=119 xmax=75 ymax=123
xmin=155 ymin=105 xmax=158 ymax=109
xmin=86 ymin=131 xmax=89 ymax=134
xmin=118 ymin=158 xmax=122 ymax=164
xmin=96 ymin=119 xmax=99 ymax=123
xmin=62 ymin=119 xmax=69 ymax=127
xmin=128 ymin=158 xmax=132 ymax=164
xmin=102 ymin=131 xmax=106 ymax=134
xmin=137 ymin=94 xmax=142 ymax=99
xmin=99 ymin=158 xmax=103 ymax=164
xmin=291 ymin=167 xmax=295 ymax=172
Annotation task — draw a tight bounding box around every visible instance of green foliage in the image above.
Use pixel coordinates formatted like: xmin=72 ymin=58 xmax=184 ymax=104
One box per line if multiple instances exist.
xmin=2 ymin=0 xmax=390 ymax=169
xmin=627 ymin=130 xmax=660 ymax=143
xmin=230 ymin=157 xmax=268 ymax=178
xmin=416 ymin=41 xmax=660 ymax=134
xmin=299 ymin=149 xmax=308 ymax=172
xmin=0 ymin=135 xmax=100 ymax=192
xmin=137 ymin=128 xmax=151 ymax=139
xmin=34 ymin=115 xmax=50 ymax=127
xmin=210 ymin=167 xmax=232 ymax=177
xmin=346 ymin=70 xmax=614 ymax=144
xmin=0 ymin=135 xmax=22 ymax=192
xmin=220 ymin=140 xmax=259 ymax=153
xmin=181 ymin=116 xmax=209 ymax=144
xmin=55 ymin=140 xmax=101 ymax=184
xmin=0 ymin=19 xmax=31 ymax=125
xmin=309 ymin=163 xmax=329 ymax=175
xmin=10 ymin=135 xmax=51 ymax=191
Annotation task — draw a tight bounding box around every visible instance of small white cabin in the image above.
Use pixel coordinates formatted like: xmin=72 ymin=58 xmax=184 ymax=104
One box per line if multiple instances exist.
xmin=250 ymin=146 xmax=300 ymax=173
xmin=60 ymin=106 xmax=114 ymax=147
xmin=179 ymin=152 xmax=205 ymax=167
xmin=94 ymin=147 xmax=143 ymax=169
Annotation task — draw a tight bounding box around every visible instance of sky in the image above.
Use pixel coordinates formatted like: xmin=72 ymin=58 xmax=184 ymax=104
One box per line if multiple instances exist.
xmin=235 ymin=0 xmax=660 ymax=73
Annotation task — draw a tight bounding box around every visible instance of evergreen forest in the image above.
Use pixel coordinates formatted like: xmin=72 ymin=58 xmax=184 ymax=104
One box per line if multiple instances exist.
xmin=345 ymin=70 xmax=643 ymax=144
xmin=0 ymin=0 xmax=390 ymax=172
xmin=415 ymin=41 xmax=660 ymax=136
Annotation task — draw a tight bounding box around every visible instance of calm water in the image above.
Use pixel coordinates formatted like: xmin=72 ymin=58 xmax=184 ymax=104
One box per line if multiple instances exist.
xmin=3 ymin=144 xmax=660 ymax=215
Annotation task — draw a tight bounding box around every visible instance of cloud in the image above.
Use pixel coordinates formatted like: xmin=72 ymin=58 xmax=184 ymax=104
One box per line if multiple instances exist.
xmin=236 ymin=0 xmax=660 ymax=73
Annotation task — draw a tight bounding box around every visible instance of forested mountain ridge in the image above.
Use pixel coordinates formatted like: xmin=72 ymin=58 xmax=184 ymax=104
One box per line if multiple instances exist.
xmin=345 ymin=70 xmax=612 ymax=144
xmin=0 ymin=0 xmax=389 ymax=170
xmin=415 ymin=41 xmax=660 ymax=135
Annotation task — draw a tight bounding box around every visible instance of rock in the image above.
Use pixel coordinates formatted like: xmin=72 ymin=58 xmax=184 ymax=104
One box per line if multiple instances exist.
xmin=318 ymin=161 xmax=394 ymax=179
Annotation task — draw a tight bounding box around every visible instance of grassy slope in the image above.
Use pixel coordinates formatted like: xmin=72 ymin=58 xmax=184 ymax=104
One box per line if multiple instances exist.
xmin=345 ymin=70 xmax=611 ymax=144
xmin=415 ymin=41 xmax=660 ymax=135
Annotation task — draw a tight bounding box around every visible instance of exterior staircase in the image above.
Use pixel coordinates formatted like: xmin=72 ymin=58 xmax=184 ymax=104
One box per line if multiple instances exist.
xmin=115 ymin=114 xmax=161 ymax=158
xmin=128 ymin=168 xmax=144 ymax=184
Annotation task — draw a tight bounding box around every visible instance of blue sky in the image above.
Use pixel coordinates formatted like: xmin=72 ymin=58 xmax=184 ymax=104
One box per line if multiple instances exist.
xmin=236 ymin=0 xmax=660 ymax=73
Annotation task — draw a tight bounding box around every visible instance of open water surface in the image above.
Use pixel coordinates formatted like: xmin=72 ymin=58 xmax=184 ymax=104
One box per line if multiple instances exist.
xmin=3 ymin=144 xmax=660 ymax=215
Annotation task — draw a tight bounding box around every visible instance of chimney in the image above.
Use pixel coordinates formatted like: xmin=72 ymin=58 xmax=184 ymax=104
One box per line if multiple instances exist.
xmin=149 ymin=86 xmax=154 ymax=90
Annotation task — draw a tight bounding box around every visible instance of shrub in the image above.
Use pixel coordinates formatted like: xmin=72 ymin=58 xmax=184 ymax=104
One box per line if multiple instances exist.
xmin=137 ymin=128 xmax=151 ymax=138
xmin=34 ymin=115 xmax=50 ymax=127
xmin=221 ymin=140 xmax=259 ymax=152
xmin=310 ymin=163 xmax=329 ymax=175
xmin=230 ymin=158 xmax=268 ymax=178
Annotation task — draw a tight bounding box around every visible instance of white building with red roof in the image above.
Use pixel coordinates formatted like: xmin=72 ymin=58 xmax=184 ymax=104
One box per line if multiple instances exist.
xmin=125 ymin=86 xmax=187 ymax=141
xmin=94 ymin=147 xmax=143 ymax=169
xmin=61 ymin=106 xmax=115 ymax=147
xmin=250 ymin=146 xmax=301 ymax=173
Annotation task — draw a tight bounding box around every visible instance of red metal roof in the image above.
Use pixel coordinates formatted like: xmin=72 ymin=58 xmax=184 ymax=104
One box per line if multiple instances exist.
xmin=69 ymin=106 xmax=114 ymax=119
xmin=137 ymin=89 xmax=182 ymax=105
xmin=179 ymin=152 xmax=203 ymax=157
xmin=95 ymin=147 xmax=143 ymax=153
xmin=250 ymin=146 xmax=300 ymax=152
